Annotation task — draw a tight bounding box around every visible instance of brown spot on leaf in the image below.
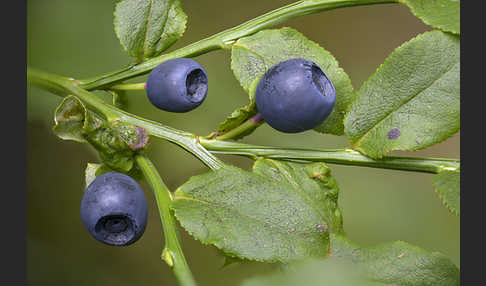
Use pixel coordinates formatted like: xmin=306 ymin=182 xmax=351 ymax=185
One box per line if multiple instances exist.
xmin=387 ymin=128 xmax=400 ymax=140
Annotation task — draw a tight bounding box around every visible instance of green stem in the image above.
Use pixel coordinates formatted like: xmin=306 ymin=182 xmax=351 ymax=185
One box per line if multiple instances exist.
xmin=213 ymin=114 xmax=264 ymax=141
xmin=78 ymin=0 xmax=398 ymax=90
xmin=200 ymin=139 xmax=459 ymax=174
xmin=27 ymin=67 xmax=120 ymax=120
xmin=135 ymin=155 xmax=197 ymax=286
xmin=27 ymin=67 xmax=225 ymax=171
xmin=109 ymin=82 xmax=146 ymax=91
xmin=28 ymin=67 xmax=460 ymax=175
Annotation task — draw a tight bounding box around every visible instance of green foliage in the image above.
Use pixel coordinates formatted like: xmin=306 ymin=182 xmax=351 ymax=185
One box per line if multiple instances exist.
xmin=85 ymin=163 xmax=103 ymax=187
xmin=84 ymin=162 xmax=143 ymax=188
xmin=344 ymin=30 xmax=460 ymax=159
xmin=86 ymin=120 xmax=149 ymax=172
xmin=53 ymin=96 xmax=149 ymax=173
xmin=230 ymin=27 xmax=355 ymax=135
xmin=330 ymin=234 xmax=460 ymax=286
xmin=434 ymin=168 xmax=460 ymax=216
xmin=242 ymin=234 xmax=461 ymax=286
xmin=53 ymin=95 xmax=90 ymax=143
xmin=171 ymin=159 xmax=343 ymax=263
xmin=241 ymin=257 xmax=383 ymax=286
xmin=214 ymin=78 xmax=260 ymax=140
xmin=32 ymin=0 xmax=462 ymax=284
xmin=114 ymin=0 xmax=187 ymax=61
xmin=400 ymin=0 xmax=460 ymax=35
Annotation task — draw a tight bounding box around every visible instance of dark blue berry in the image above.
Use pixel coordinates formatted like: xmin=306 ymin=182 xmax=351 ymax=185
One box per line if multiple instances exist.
xmin=255 ymin=58 xmax=336 ymax=133
xmin=80 ymin=172 xmax=148 ymax=246
xmin=146 ymin=58 xmax=208 ymax=112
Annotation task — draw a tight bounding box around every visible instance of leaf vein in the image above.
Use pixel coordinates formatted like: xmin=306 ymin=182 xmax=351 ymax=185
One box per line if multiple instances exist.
xmin=353 ymin=59 xmax=459 ymax=148
xmin=174 ymin=194 xmax=320 ymax=239
xmin=264 ymin=161 xmax=327 ymax=220
xmin=141 ymin=0 xmax=154 ymax=59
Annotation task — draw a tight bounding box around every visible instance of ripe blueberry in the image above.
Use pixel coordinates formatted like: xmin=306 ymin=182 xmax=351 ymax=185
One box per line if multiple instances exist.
xmin=254 ymin=58 xmax=336 ymax=133
xmin=80 ymin=172 xmax=148 ymax=246
xmin=146 ymin=58 xmax=208 ymax=112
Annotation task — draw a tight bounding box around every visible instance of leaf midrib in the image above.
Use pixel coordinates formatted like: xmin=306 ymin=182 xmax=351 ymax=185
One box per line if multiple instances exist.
xmin=153 ymin=0 xmax=173 ymax=54
xmin=141 ymin=0 xmax=154 ymax=58
xmin=263 ymin=160 xmax=334 ymax=229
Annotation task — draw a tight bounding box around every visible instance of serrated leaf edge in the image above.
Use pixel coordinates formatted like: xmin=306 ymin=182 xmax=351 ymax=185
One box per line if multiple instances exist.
xmin=171 ymin=160 xmax=338 ymax=263
xmin=150 ymin=1 xmax=187 ymax=59
xmin=433 ymin=170 xmax=460 ymax=216
xmin=344 ymin=30 xmax=460 ymax=159
xmin=113 ymin=0 xmax=188 ymax=61
xmin=399 ymin=0 xmax=460 ymax=35
xmin=171 ymin=199 xmax=281 ymax=263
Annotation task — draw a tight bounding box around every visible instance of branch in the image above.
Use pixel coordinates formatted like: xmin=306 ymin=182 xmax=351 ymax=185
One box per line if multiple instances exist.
xmin=27 ymin=67 xmax=225 ymax=171
xmin=200 ymin=139 xmax=459 ymax=174
xmin=135 ymin=155 xmax=197 ymax=286
xmin=78 ymin=0 xmax=398 ymax=90
xmin=28 ymin=67 xmax=459 ymax=175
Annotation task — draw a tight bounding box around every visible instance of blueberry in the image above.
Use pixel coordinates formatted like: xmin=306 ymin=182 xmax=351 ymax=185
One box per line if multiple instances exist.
xmin=146 ymin=58 xmax=208 ymax=112
xmin=80 ymin=172 xmax=148 ymax=246
xmin=255 ymin=58 xmax=336 ymax=133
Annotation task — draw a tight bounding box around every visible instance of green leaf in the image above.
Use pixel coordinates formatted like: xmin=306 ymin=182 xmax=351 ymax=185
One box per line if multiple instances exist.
xmin=114 ymin=0 xmax=187 ymax=61
xmin=241 ymin=257 xmax=384 ymax=286
xmin=84 ymin=162 xmax=143 ymax=189
xmin=172 ymin=159 xmax=343 ymax=263
xmin=53 ymin=96 xmax=88 ymax=143
xmin=231 ymin=27 xmax=355 ymax=135
xmin=330 ymin=234 xmax=460 ymax=286
xmin=344 ymin=31 xmax=460 ymax=159
xmin=400 ymin=0 xmax=460 ymax=35
xmin=53 ymin=95 xmax=107 ymax=141
xmin=85 ymin=163 xmax=101 ymax=187
xmin=434 ymin=168 xmax=460 ymax=216
xmin=84 ymin=162 xmax=144 ymax=189
xmin=243 ymin=235 xmax=460 ymax=286
xmin=84 ymin=163 xmax=114 ymax=187
xmin=220 ymin=255 xmax=246 ymax=269
xmin=214 ymin=78 xmax=260 ymax=140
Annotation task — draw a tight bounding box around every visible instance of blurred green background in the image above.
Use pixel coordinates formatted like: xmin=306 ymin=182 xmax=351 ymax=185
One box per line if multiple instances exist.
xmin=27 ymin=0 xmax=460 ymax=285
